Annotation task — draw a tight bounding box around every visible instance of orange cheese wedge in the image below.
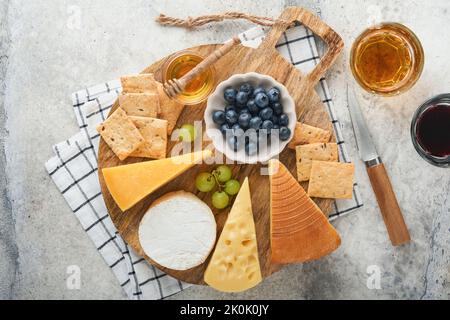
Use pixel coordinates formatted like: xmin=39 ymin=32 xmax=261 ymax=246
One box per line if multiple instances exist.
xmin=269 ymin=159 xmax=341 ymax=264
xmin=102 ymin=150 xmax=212 ymax=211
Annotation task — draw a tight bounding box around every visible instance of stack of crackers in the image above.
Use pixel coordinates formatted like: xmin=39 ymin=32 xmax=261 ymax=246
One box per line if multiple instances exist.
xmin=289 ymin=122 xmax=355 ymax=200
xmin=96 ymin=74 xmax=185 ymax=161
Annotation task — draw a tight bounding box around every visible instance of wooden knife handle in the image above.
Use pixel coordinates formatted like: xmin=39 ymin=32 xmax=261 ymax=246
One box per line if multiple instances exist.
xmin=366 ymin=163 xmax=411 ymax=246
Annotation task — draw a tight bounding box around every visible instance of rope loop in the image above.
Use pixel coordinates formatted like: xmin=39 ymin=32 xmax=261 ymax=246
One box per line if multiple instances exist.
xmin=156 ymin=12 xmax=292 ymax=29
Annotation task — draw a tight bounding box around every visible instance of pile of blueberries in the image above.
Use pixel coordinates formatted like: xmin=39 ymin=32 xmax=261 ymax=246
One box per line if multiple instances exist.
xmin=212 ymin=83 xmax=292 ymax=156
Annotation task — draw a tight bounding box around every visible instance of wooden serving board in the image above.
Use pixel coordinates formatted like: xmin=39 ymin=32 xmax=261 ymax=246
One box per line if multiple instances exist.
xmin=98 ymin=7 xmax=343 ymax=285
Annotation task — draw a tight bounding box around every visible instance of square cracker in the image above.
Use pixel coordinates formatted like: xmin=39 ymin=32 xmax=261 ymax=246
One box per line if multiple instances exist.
xmin=288 ymin=123 xmax=332 ymax=149
xmin=296 ymin=143 xmax=339 ymax=182
xmin=119 ymin=93 xmax=160 ymax=117
xmin=156 ymin=82 xmax=185 ymax=134
xmin=121 ymin=74 xmax=157 ymax=94
xmin=129 ymin=116 xmax=168 ymax=159
xmin=96 ymin=108 xmax=144 ymax=161
xmin=308 ymin=161 xmax=355 ymax=199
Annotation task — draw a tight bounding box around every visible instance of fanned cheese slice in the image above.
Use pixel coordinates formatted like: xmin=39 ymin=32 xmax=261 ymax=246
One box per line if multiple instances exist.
xmin=102 ymin=150 xmax=212 ymax=211
xmin=204 ymin=177 xmax=262 ymax=292
xmin=269 ymin=159 xmax=341 ymax=264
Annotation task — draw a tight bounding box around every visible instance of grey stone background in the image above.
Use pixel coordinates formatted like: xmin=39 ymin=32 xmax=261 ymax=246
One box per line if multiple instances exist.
xmin=0 ymin=0 xmax=449 ymax=300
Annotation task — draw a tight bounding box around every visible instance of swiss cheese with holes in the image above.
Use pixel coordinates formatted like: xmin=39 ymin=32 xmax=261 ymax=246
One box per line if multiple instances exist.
xmin=204 ymin=177 xmax=262 ymax=292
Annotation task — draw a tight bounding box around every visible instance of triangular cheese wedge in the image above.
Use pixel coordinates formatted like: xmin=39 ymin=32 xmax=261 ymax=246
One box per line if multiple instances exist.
xmin=204 ymin=177 xmax=262 ymax=292
xmin=269 ymin=159 xmax=341 ymax=264
xmin=102 ymin=150 xmax=211 ymax=211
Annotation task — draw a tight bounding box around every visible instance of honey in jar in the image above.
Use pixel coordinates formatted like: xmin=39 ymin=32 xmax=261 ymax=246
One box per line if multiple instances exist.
xmin=350 ymin=23 xmax=424 ymax=96
xmin=163 ymin=51 xmax=215 ymax=105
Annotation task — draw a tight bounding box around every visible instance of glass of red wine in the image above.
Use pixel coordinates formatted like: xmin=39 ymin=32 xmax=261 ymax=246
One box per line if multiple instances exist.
xmin=411 ymin=94 xmax=450 ymax=167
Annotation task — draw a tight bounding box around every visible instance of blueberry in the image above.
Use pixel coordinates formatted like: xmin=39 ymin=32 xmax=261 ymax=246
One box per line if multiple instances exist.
xmin=261 ymin=120 xmax=274 ymax=133
xmin=254 ymin=92 xmax=269 ymax=109
xmin=245 ymin=141 xmax=258 ymax=156
xmin=260 ymin=107 xmax=274 ymax=121
xmin=236 ymin=91 xmax=249 ymax=106
xmin=231 ymin=123 xmax=241 ymax=131
xmin=238 ymin=113 xmax=251 ymax=129
xmin=279 ymin=126 xmax=292 ymax=141
xmin=267 ymin=87 xmax=281 ymax=103
xmin=228 ymin=136 xmax=243 ymax=152
xmin=224 ymin=87 xmax=237 ymax=103
xmin=232 ymin=125 xmax=245 ymax=138
xmin=253 ymin=86 xmax=265 ymax=97
xmin=225 ymin=109 xmax=238 ymax=125
xmin=272 ymin=114 xmax=279 ymax=125
xmin=225 ymin=104 xmax=237 ymax=113
xmin=257 ymin=131 xmax=268 ymax=147
xmin=249 ymin=116 xmax=263 ymax=130
xmin=239 ymin=108 xmax=250 ymax=115
xmin=247 ymin=100 xmax=259 ymax=115
xmin=279 ymin=113 xmax=289 ymax=126
xmin=212 ymin=110 xmax=226 ymax=125
xmin=273 ymin=124 xmax=280 ymax=130
xmin=239 ymin=83 xmax=254 ymax=96
xmin=220 ymin=123 xmax=230 ymax=135
xmin=272 ymin=102 xmax=283 ymax=115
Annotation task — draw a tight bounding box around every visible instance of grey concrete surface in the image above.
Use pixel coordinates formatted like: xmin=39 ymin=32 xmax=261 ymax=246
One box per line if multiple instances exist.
xmin=0 ymin=0 xmax=449 ymax=300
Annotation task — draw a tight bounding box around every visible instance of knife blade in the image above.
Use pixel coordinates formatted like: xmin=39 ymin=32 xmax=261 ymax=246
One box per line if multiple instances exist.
xmin=347 ymin=87 xmax=381 ymax=165
xmin=347 ymin=86 xmax=411 ymax=246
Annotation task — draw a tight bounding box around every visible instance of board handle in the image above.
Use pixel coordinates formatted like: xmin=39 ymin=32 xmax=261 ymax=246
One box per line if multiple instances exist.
xmin=260 ymin=7 xmax=344 ymax=86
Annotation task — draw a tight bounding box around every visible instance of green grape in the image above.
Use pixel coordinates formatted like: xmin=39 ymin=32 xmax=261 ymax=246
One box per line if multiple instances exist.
xmin=224 ymin=179 xmax=241 ymax=196
xmin=214 ymin=165 xmax=232 ymax=183
xmin=212 ymin=191 xmax=230 ymax=209
xmin=195 ymin=172 xmax=216 ymax=193
xmin=179 ymin=124 xmax=197 ymax=142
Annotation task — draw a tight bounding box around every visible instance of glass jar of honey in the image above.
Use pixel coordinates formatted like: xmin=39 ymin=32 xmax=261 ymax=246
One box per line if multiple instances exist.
xmin=350 ymin=23 xmax=424 ymax=96
xmin=162 ymin=50 xmax=216 ymax=105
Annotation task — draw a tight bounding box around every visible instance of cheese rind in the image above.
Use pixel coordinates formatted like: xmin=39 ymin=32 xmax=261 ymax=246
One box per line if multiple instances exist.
xmin=204 ymin=177 xmax=262 ymax=293
xmin=139 ymin=191 xmax=216 ymax=271
xmin=269 ymin=159 xmax=341 ymax=264
xmin=102 ymin=150 xmax=212 ymax=211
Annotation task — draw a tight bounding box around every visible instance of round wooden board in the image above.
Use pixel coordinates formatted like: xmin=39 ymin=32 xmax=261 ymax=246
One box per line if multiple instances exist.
xmin=98 ymin=7 xmax=343 ymax=285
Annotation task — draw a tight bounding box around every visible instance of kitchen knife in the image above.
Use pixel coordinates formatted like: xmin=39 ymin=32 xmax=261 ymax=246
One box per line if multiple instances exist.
xmin=347 ymin=87 xmax=411 ymax=246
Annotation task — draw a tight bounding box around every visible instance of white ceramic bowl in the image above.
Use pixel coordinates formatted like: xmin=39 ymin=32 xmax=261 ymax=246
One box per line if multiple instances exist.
xmin=205 ymin=72 xmax=297 ymax=164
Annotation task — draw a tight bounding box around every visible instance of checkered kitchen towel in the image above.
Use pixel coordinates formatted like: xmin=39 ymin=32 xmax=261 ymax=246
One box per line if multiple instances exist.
xmin=45 ymin=24 xmax=363 ymax=300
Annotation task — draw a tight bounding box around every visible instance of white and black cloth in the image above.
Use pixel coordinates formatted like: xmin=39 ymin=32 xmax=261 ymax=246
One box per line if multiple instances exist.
xmin=45 ymin=24 xmax=363 ymax=300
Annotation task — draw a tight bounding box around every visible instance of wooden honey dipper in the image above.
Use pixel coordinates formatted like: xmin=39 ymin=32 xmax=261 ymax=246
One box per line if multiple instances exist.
xmin=162 ymin=36 xmax=241 ymax=98
xmin=156 ymin=12 xmax=292 ymax=99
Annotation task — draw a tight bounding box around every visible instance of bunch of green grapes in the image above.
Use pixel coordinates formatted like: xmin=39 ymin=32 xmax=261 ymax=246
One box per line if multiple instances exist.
xmin=195 ymin=165 xmax=241 ymax=209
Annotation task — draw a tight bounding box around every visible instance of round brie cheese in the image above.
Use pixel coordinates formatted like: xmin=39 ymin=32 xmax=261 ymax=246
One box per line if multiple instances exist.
xmin=138 ymin=191 xmax=217 ymax=271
